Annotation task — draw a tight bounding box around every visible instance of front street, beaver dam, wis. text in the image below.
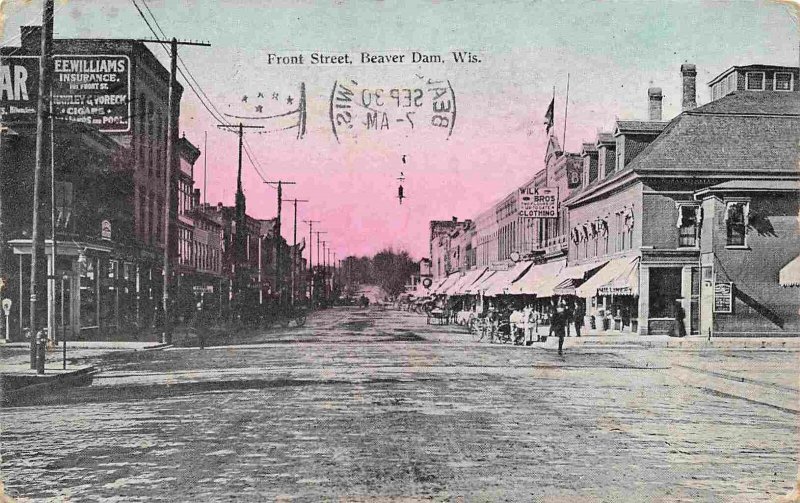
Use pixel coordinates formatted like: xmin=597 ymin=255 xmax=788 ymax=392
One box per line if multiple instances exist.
xmin=265 ymin=51 xmax=481 ymax=65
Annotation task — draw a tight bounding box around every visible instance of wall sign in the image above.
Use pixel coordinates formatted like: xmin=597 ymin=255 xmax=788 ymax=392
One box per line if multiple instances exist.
xmin=518 ymin=187 xmax=558 ymax=219
xmin=1 ymin=54 xmax=131 ymax=132
xmin=714 ymin=282 xmax=733 ymax=313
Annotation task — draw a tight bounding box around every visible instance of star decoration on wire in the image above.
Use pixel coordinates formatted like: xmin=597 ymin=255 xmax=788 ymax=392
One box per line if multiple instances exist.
xmin=286 ymin=96 xmax=294 ymax=105
xmin=255 ymin=105 xmax=263 ymax=113
xmin=257 ymin=92 xmax=264 ymax=98
xmin=242 ymin=95 xmax=248 ymax=102
xmin=272 ymin=92 xmax=279 ymax=100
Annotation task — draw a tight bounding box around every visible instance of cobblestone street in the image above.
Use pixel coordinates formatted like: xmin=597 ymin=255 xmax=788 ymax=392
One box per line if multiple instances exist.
xmin=2 ymin=307 xmax=797 ymax=502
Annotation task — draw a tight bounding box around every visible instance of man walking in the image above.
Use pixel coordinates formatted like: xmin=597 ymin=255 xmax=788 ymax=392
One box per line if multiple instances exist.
xmin=573 ymin=299 xmax=584 ymax=338
xmin=551 ymin=301 xmax=569 ymax=356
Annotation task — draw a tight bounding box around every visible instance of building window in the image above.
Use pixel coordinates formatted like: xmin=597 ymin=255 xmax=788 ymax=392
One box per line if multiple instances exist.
xmin=677 ymin=205 xmax=699 ymax=247
xmin=725 ymin=201 xmax=748 ymax=247
xmin=775 ymin=72 xmax=794 ymax=92
xmin=745 ymin=72 xmax=765 ymax=91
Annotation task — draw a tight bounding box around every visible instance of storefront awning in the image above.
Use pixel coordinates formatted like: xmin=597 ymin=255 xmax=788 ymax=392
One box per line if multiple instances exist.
xmin=550 ymin=260 xmax=608 ymax=297
xmin=429 ymin=276 xmax=448 ymax=294
xmin=577 ymin=256 xmax=640 ymax=297
xmin=466 ymin=270 xmax=498 ymax=295
xmin=510 ymin=259 xmax=567 ymax=297
xmin=449 ymin=267 xmax=488 ymax=296
xmin=779 ymin=255 xmax=800 ymax=287
xmin=484 ymin=261 xmax=535 ymax=296
xmin=433 ymin=273 xmax=460 ymax=295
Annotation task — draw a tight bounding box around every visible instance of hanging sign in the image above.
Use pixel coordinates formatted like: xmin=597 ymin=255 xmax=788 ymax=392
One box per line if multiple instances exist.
xmin=714 ymin=282 xmax=733 ymax=313
xmin=518 ymin=187 xmax=559 ymax=219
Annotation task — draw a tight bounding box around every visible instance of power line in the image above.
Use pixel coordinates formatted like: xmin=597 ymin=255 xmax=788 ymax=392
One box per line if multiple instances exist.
xmin=130 ymin=0 xmax=227 ymax=125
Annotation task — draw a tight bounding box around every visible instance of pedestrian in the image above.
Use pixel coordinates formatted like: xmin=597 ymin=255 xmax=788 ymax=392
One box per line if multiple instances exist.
xmin=573 ymin=300 xmax=584 ymax=338
xmin=670 ymin=299 xmax=687 ymax=337
xmin=565 ymin=299 xmax=574 ymax=337
xmin=550 ymin=301 xmax=569 ymax=355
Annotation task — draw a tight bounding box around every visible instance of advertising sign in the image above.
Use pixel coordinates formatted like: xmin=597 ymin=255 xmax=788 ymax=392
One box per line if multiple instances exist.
xmin=1 ymin=54 xmax=131 ymax=132
xmin=101 ymin=219 xmax=112 ymax=240
xmin=714 ymin=282 xmax=733 ymax=313
xmin=2 ymin=298 xmax=11 ymax=316
xmin=518 ymin=187 xmax=559 ymax=219
xmin=0 ymin=55 xmax=38 ymax=120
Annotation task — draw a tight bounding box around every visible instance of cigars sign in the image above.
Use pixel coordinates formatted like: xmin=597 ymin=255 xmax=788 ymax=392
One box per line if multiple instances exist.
xmin=0 ymin=54 xmax=131 ymax=132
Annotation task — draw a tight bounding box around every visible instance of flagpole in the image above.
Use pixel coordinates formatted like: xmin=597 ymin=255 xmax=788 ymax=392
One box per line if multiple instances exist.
xmin=562 ymin=74 xmax=570 ymax=152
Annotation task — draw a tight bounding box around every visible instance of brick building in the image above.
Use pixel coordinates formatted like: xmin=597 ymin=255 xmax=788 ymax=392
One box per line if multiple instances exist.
xmin=1 ymin=25 xmax=193 ymax=339
xmin=564 ymin=63 xmax=799 ymax=335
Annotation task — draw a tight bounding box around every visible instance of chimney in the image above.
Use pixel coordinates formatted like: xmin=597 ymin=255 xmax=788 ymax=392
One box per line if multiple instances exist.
xmin=648 ymin=87 xmax=663 ymax=121
xmin=20 ymin=26 xmax=42 ymax=51
xmin=681 ymin=63 xmax=697 ymax=111
xmin=452 ymin=216 xmax=457 ymax=223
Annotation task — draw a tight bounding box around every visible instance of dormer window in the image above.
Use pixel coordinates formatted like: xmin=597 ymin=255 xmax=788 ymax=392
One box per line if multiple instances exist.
xmin=775 ymin=72 xmax=794 ymax=92
xmin=745 ymin=72 xmax=765 ymax=91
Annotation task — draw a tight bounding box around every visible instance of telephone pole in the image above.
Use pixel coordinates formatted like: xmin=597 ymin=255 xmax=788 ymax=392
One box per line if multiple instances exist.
xmin=137 ymin=37 xmax=210 ymax=344
xmin=313 ymin=231 xmax=327 ymax=304
xmin=264 ymin=180 xmax=295 ymax=305
xmin=322 ymin=241 xmax=327 ymax=299
xmin=286 ymin=198 xmax=308 ymax=306
xmin=29 ymin=0 xmax=54 ymax=370
xmin=303 ymin=219 xmax=320 ymax=301
xmin=216 ymin=122 xmax=263 ymax=303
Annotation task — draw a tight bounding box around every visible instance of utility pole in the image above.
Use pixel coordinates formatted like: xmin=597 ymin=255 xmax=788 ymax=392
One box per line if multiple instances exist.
xmin=322 ymin=241 xmax=327 ymax=300
xmin=29 ymin=0 xmax=54 ymax=371
xmin=313 ymin=231 xmax=327 ymax=304
xmin=264 ymin=180 xmax=295 ymax=306
xmin=216 ymin=122 xmax=263 ymax=303
xmin=0 ymin=124 xmax=9 ymax=340
xmin=303 ymin=219 xmax=320 ymax=301
xmin=287 ymin=199 xmax=308 ymax=306
xmin=138 ymin=38 xmax=210 ymax=344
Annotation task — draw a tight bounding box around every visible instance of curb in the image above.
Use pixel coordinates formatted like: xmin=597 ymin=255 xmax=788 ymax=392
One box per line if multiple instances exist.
xmin=1 ymin=365 xmax=98 ymax=407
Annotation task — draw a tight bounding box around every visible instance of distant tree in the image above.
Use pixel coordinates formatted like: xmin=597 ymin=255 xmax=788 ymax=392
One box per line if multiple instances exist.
xmin=341 ymin=249 xmax=419 ymax=299
xmin=371 ymin=248 xmax=418 ymax=298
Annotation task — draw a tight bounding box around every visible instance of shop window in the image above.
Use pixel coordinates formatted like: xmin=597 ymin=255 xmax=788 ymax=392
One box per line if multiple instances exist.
xmin=725 ymin=201 xmax=748 ymax=247
xmin=677 ymin=205 xmax=700 ymax=247
xmin=775 ymin=72 xmax=794 ymax=92
xmin=745 ymin=72 xmax=764 ymax=91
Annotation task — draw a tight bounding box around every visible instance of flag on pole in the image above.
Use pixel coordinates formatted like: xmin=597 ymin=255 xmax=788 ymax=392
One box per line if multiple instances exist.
xmin=544 ymin=97 xmax=555 ymax=135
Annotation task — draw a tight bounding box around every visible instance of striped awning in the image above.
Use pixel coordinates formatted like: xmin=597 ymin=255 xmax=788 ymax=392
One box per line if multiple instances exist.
xmin=511 ymin=259 xmax=566 ymax=296
xmin=434 ymin=273 xmax=461 ymax=295
xmin=484 ymin=261 xmax=535 ymax=296
xmin=780 ymin=255 xmax=800 ymax=287
xmin=466 ymin=270 xmax=498 ymax=295
xmin=577 ymin=256 xmax=640 ymax=297
xmin=449 ymin=267 xmax=489 ymax=296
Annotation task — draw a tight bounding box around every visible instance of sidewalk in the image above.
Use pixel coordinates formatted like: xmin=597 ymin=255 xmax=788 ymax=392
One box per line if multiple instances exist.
xmin=1 ymin=340 xmax=168 ymax=407
xmin=545 ymin=333 xmax=800 ymax=351
xmin=0 ymin=363 xmax=97 ymax=406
